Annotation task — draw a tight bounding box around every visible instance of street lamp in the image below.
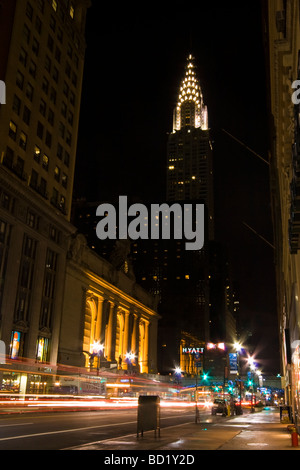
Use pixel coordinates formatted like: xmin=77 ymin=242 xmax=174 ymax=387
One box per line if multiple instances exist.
xmin=247 ymin=356 xmax=256 ymax=412
xmin=91 ymin=341 xmax=104 ymax=374
xmin=234 ymin=341 xmax=242 ymax=353
xmin=234 ymin=341 xmax=243 ymax=411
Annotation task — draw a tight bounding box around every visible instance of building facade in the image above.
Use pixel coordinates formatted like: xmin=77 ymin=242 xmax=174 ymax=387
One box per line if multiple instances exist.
xmin=0 ymin=0 xmax=160 ymax=393
xmin=264 ymin=0 xmax=300 ymax=425
xmin=59 ymin=234 xmax=160 ymax=375
xmin=0 ymin=0 xmax=89 ymax=387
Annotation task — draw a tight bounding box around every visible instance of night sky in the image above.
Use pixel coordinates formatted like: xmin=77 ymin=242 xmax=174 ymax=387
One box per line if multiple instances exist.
xmin=74 ymin=1 xmax=280 ymax=374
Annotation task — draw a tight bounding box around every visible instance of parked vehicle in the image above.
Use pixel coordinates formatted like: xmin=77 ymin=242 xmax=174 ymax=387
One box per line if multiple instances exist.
xmin=211 ymin=398 xmax=228 ymax=416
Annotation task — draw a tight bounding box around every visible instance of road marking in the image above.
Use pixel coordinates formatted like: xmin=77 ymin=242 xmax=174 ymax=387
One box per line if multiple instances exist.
xmin=0 ymin=412 xmax=195 ymax=445
xmin=247 ymin=442 xmax=269 ymax=446
xmin=213 ymin=424 xmax=250 ymax=428
xmin=0 ymin=423 xmax=33 ymax=427
xmin=62 ymin=419 xmax=194 ymax=450
xmin=0 ymin=420 xmax=137 ymax=442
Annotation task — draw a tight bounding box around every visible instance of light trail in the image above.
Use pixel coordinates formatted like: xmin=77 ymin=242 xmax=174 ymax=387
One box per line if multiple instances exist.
xmin=0 ymin=395 xmax=201 ymax=412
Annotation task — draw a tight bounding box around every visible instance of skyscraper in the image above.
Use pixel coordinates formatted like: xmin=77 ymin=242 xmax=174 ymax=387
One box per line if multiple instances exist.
xmin=132 ymin=54 xmax=216 ymax=373
xmin=0 ymin=0 xmax=90 ymax=370
xmin=167 ymin=54 xmax=214 ymax=240
xmin=0 ymin=0 xmax=89 ymax=220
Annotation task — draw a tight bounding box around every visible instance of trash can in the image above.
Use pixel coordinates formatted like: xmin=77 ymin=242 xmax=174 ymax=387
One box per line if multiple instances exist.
xmin=280 ymin=405 xmax=292 ymax=423
xmin=137 ymin=395 xmax=160 ymax=437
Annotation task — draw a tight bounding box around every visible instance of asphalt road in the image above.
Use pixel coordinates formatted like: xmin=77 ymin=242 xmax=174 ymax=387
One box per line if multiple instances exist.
xmin=0 ymin=406 xmax=206 ymax=450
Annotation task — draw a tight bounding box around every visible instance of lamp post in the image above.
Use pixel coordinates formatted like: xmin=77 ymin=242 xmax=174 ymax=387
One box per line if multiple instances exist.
xmin=194 ymin=353 xmax=201 ymax=424
xmin=248 ymin=356 xmax=256 ymax=413
xmin=234 ymin=342 xmax=243 ymax=411
xmin=174 ymin=367 xmax=182 ymax=395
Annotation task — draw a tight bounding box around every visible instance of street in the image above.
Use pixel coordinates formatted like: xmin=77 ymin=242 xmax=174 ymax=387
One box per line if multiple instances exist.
xmin=0 ymin=406 xmax=202 ymax=450
xmin=0 ymin=406 xmax=296 ymax=451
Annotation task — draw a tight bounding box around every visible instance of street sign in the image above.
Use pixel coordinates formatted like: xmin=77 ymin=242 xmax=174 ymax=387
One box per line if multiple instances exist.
xmin=229 ymin=352 xmax=238 ymax=374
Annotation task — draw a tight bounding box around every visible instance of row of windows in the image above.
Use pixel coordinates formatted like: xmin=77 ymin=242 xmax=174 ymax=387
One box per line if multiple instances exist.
xmin=18 ymin=16 xmax=78 ymax=131
xmin=33 ymin=145 xmax=68 ymax=187
xmin=14 ymin=235 xmax=58 ymax=335
xmin=8 ymin=107 xmax=70 ymax=174
xmin=12 ymin=88 xmax=72 ymax=157
xmin=24 ymin=2 xmax=80 ymax=72
xmin=0 ymin=217 xmax=60 ymax=351
xmin=8 ymin=118 xmax=69 ymax=173
xmin=0 ymin=219 xmax=11 ymax=320
xmin=3 ymin=145 xmax=68 ymax=216
xmin=8 ymin=331 xmax=51 ymax=363
xmin=19 ymin=42 xmax=77 ymax=109
xmin=17 ymin=45 xmax=76 ymax=146
xmin=30 ymin=165 xmax=67 ymax=213
xmin=0 ymin=194 xmax=61 ymax=246
xmin=18 ymin=43 xmax=76 ymax=106
xmin=26 ymin=0 xmax=80 ymax=60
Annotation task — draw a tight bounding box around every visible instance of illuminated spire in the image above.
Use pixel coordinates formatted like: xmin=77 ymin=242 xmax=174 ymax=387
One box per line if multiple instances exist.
xmin=173 ymin=54 xmax=208 ymax=132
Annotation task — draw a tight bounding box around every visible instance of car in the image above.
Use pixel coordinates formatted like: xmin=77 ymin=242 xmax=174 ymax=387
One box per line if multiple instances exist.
xmin=211 ymin=398 xmax=228 ymax=416
xmin=197 ymin=398 xmax=213 ymax=408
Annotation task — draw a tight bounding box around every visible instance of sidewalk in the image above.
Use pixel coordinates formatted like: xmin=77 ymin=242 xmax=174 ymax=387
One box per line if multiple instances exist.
xmin=71 ymin=407 xmax=300 ymax=451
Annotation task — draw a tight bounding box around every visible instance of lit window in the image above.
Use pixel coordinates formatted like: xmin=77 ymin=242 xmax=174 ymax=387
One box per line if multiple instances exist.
xmin=62 ymin=173 xmax=68 ymax=188
xmin=19 ymin=131 xmax=27 ymax=150
xmin=34 ymin=145 xmax=41 ymax=162
xmin=9 ymin=121 xmax=17 ymax=140
xmin=42 ymin=154 xmax=49 ymax=171
xmin=69 ymin=4 xmax=75 ymax=18
xmin=54 ymin=165 xmax=60 ymax=182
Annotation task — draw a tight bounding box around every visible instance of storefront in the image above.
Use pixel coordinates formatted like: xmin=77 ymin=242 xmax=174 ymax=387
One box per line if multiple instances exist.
xmin=292 ymin=341 xmax=300 ymax=427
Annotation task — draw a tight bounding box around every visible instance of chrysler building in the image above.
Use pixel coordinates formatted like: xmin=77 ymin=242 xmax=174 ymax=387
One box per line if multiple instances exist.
xmin=167 ymin=54 xmax=214 ymax=240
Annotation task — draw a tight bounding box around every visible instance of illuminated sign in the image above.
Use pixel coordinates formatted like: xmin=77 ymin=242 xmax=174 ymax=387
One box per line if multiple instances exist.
xmin=182 ymin=347 xmax=204 ymax=354
xmin=229 ymin=352 xmax=238 ymax=373
xmin=206 ymin=342 xmax=226 ymax=351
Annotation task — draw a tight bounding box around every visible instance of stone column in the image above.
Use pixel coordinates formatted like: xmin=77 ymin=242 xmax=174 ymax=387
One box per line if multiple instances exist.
xmin=94 ymin=296 xmax=104 ymax=345
xmin=123 ymin=310 xmax=130 ymax=360
xmin=101 ymin=299 xmax=109 ymax=345
xmin=106 ymin=301 xmax=118 ymax=362
xmin=127 ymin=311 xmax=134 ymax=354
xmin=144 ymin=320 xmax=149 ymax=374
xmin=132 ymin=312 xmax=140 ymax=365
